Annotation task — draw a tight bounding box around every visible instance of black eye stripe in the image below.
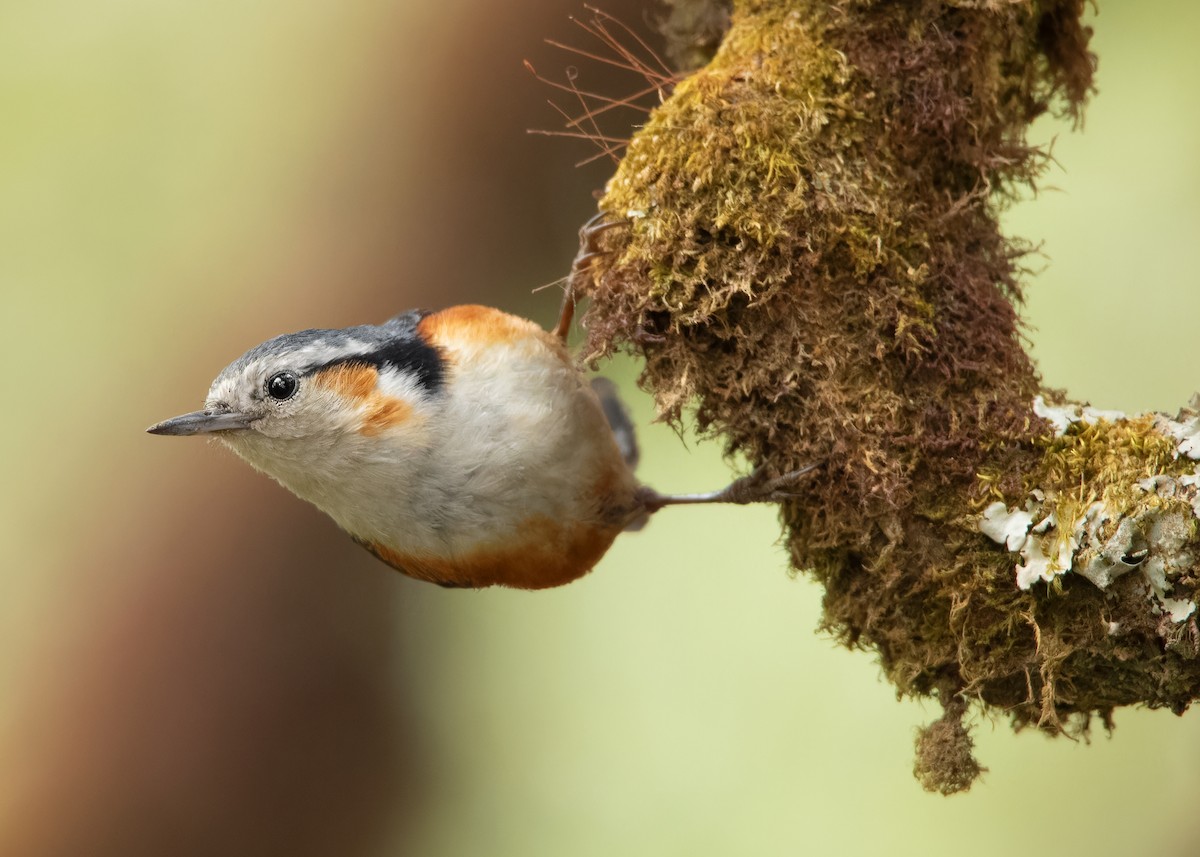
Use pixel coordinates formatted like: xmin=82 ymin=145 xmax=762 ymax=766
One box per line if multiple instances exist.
xmin=305 ymin=311 xmax=445 ymax=394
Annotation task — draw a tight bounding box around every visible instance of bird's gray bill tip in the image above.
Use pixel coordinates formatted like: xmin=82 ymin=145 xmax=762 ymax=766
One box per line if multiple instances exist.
xmin=146 ymin=410 xmax=252 ymax=436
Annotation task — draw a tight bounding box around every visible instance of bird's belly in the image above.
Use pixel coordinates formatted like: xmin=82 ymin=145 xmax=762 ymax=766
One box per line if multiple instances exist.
xmin=361 ymin=513 xmax=623 ymax=589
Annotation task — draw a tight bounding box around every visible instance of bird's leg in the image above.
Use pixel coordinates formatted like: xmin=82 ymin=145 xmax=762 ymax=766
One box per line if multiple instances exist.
xmin=553 ymin=212 xmax=626 ymax=342
xmin=636 ymin=463 xmax=821 ymax=514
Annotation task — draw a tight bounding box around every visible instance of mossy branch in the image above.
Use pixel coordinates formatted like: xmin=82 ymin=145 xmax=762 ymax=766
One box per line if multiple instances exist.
xmin=575 ymin=0 xmax=1200 ymax=793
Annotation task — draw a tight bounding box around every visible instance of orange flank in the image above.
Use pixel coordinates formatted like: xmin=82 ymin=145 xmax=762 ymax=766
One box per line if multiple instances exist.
xmin=362 ymin=514 xmax=622 ymax=589
xmin=418 ymin=304 xmax=546 ymax=350
xmin=359 ymin=394 xmax=412 ymax=436
xmin=310 ymin=363 xmax=414 ymax=435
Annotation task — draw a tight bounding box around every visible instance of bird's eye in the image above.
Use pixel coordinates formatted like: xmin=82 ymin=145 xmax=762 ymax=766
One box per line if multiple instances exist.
xmin=266 ymin=371 xmax=299 ymax=401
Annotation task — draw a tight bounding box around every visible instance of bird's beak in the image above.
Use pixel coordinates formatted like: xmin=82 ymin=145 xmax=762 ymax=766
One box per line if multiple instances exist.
xmin=146 ymin=408 xmax=254 ymax=436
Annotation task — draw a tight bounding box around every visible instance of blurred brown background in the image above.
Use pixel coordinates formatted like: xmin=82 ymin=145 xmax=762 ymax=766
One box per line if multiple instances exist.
xmin=1 ymin=2 xmax=1199 ymax=856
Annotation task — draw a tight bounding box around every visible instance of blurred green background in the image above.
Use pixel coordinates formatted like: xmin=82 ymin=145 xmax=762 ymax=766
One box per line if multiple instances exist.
xmin=2 ymin=2 xmax=1199 ymax=855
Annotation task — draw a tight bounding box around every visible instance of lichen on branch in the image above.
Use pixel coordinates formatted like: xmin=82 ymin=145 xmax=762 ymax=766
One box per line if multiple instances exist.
xmin=575 ymin=0 xmax=1200 ymax=793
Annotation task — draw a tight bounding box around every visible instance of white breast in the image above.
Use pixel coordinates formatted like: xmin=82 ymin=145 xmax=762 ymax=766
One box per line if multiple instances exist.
xmin=291 ymin=309 xmax=639 ymax=562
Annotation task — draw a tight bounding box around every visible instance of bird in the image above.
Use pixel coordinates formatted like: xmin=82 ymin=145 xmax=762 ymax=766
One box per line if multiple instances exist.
xmin=148 ymin=223 xmax=815 ymax=589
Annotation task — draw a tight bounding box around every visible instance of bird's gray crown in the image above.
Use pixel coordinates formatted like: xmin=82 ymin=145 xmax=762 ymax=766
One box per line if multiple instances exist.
xmin=218 ymin=309 xmax=445 ymax=393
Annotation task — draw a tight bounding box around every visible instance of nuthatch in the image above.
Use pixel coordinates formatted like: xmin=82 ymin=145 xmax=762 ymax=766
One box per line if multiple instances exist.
xmin=149 ymin=225 xmax=815 ymax=588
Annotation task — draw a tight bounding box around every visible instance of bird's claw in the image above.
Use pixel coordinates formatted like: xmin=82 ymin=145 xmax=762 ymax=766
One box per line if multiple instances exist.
xmin=723 ymin=463 xmax=821 ymax=505
xmin=554 ymin=212 xmax=628 ymax=341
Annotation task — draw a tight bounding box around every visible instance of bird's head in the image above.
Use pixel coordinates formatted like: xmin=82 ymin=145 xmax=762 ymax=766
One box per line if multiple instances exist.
xmin=148 ymin=311 xmax=445 ymax=491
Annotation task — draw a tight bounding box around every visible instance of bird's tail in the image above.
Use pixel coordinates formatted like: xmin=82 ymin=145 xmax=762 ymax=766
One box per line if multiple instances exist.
xmin=589 ymin=377 xmax=649 ymax=531
xmin=590 ymin=377 xmax=639 ymax=470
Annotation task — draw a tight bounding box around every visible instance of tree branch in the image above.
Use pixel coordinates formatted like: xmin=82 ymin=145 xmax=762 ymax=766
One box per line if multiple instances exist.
xmin=573 ymin=0 xmax=1200 ymax=793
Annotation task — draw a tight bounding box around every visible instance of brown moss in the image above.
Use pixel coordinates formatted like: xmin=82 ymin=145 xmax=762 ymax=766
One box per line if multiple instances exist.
xmin=914 ymin=697 xmax=984 ymax=795
xmin=574 ymin=0 xmax=1200 ymax=793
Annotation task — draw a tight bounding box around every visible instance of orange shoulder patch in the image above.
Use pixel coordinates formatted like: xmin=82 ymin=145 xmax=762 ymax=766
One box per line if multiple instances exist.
xmin=417 ymin=304 xmax=541 ymax=349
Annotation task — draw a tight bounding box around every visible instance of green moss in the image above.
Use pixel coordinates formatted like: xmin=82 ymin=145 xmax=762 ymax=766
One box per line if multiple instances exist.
xmin=1011 ymin=415 xmax=1185 ymax=499
xmin=602 ymin=5 xmax=854 ymax=318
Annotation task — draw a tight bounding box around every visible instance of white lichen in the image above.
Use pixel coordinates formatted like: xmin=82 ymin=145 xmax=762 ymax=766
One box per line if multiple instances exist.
xmin=979 ymin=500 xmax=1079 ymax=590
xmin=1151 ymin=392 xmax=1200 ymax=460
xmin=1160 ymin=598 xmax=1197 ymax=623
xmin=1074 ymin=502 xmax=1140 ymax=589
xmin=1033 ymin=395 xmax=1127 ymax=436
xmin=978 ymin=492 xmax=1198 ymax=622
xmin=979 ymin=395 xmax=1200 ymax=621
xmin=979 ymin=502 xmax=1033 ymax=550
xmin=1179 ymin=467 xmax=1200 ymax=518
xmin=1016 ymin=520 xmax=1080 ymax=590
xmin=1157 ymin=412 xmax=1200 ymax=461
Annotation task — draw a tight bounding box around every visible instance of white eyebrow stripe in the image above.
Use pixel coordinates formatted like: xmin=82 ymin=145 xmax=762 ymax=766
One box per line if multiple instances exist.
xmin=290 ymin=340 xmax=373 ymax=372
